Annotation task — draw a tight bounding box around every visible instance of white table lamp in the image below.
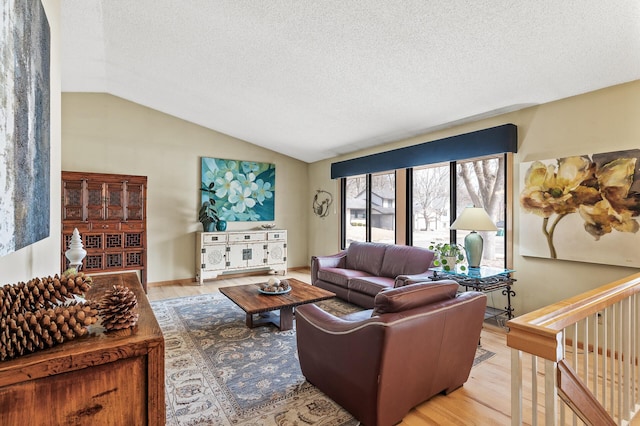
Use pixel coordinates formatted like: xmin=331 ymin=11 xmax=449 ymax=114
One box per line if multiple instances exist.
xmin=450 ymin=207 xmax=497 ymax=269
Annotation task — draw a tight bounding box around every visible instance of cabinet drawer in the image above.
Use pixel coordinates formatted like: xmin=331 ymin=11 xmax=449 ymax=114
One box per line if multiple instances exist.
xmin=122 ymin=221 xmax=144 ymax=230
xmin=62 ymin=223 xmax=91 ymax=232
xmin=228 ymin=232 xmax=266 ymax=242
xmin=93 ymin=222 xmax=121 ymax=231
xmin=267 ymin=231 xmax=286 ymax=240
xmin=202 ymin=233 xmax=227 ymax=244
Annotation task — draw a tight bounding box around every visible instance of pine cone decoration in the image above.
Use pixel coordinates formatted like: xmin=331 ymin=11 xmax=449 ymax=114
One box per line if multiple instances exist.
xmin=0 ymin=271 xmax=96 ymax=361
xmin=98 ymin=285 xmax=139 ymax=332
xmin=0 ymin=301 xmax=99 ymax=361
xmin=0 ymin=271 xmax=93 ymax=318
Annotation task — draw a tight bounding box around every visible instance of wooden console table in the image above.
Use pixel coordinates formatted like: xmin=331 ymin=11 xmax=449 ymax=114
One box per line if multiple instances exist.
xmin=0 ymin=273 xmax=165 ymax=425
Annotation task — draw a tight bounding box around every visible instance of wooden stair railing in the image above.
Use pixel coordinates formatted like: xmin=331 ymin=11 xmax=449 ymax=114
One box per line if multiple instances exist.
xmin=557 ymin=360 xmax=615 ymax=426
xmin=507 ymin=272 xmax=640 ymax=425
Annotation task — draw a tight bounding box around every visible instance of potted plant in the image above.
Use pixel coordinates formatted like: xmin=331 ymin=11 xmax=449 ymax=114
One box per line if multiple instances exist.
xmin=199 ymin=182 xmax=220 ymax=232
xmin=428 ymin=242 xmax=466 ymax=272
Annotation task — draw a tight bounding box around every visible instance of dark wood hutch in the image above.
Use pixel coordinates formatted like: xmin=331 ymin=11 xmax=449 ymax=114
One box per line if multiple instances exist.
xmin=61 ymin=171 xmax=148 ymax=290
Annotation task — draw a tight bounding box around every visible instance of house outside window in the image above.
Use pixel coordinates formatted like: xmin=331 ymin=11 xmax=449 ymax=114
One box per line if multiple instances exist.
xmin=371 ymin=172 xmax=395 ymax=244
xmin=343 ymin=172 xmax=396 ymax=246
xmin=344 ymin=175 xmax=367 ymax=245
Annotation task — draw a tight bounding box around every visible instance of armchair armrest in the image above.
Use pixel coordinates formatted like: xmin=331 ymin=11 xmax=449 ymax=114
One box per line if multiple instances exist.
xmin=295 ymin=304 xmax=378 ymax=333
xmin=311 ymin=251 xmax=347 ymax=284
xmin=394 ymin=270 xmax=435 ymax=288
xmin=295 ymin=304 xmax=385 ymax=423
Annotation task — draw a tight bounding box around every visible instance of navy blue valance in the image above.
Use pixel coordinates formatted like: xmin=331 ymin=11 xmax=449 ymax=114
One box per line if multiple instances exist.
xmin=331 ymin=123 xmax=517 ymax=179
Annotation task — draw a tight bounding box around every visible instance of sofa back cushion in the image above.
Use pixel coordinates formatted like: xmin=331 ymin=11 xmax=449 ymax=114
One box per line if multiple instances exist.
xmin=371 ymin=281 xmax=458 ymax=316
xmin=379 ymin=245 xmax=435 ymax=278
xmin=345 ymin=242 xmax=388 ymax=276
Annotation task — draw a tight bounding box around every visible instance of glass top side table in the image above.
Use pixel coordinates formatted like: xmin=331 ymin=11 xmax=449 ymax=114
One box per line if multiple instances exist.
xmin=429 ymin=266 xmax=516 ymax=321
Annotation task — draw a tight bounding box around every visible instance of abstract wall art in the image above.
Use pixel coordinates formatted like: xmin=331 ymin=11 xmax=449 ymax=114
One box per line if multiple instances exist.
xmin=201 ymin=157 xmax=275 ymax=222
xmin=519 ymin=149 xmax=640 ymax=267
xmin=0 ymin=0 xmax=51 ymax=257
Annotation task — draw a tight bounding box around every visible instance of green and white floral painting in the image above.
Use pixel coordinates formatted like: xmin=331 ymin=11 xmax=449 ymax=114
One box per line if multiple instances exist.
xmin=201 ymin=157 xmax=275 ymax=222
xmin=519 ymin=149 xmax=640 ymax=267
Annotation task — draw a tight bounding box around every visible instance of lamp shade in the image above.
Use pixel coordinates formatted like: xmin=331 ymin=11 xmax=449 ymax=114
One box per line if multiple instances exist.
xmin=450 ymin=207 xmax=497 ymax=268
xmin=450 ymin=207 xmax=497 ymax=231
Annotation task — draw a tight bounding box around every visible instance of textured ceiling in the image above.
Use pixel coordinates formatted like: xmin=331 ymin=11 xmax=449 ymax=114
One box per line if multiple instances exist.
xmin=61 ymin=1 xmax=640 ymax=163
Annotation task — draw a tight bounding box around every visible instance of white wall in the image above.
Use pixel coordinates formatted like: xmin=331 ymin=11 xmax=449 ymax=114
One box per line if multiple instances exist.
xmin=0 ymin=0 xmax=61 ymax=285
xmin=61 ymin=93 xmax=309 ymax=283
xmin=308 ymin=80 xmax=640 ymax=315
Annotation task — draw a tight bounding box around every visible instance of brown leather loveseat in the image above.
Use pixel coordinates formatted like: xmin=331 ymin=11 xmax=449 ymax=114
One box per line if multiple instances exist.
xmin=311 ymin=242 xmax=436 ymax=308
xmin=296 ymin=281 xmax=487 ymax=426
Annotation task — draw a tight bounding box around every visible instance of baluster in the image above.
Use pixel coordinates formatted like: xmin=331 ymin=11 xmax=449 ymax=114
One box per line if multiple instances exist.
xmin=544 ymin=359 xmax=557 ymax=425
xmin=593 ymin=312 xmax=599 ymax=401
xmin=572 ymin=323 xmax=579 ymax=426
xmin=623 ymin=297 xmax=631 ymax=421
xmin=511 ymin=348 xmax=523 ymax=426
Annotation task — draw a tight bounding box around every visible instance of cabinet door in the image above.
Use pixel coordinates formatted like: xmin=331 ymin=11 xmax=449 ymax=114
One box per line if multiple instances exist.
xmin=267 ymin=241 xmax=286 ymax=265
xmin=227 ymin=243 xmax=266 ymax=269
xmin=86 ymin=181 xmax=105 ymax=221
xmin=62 ymin=179 xmax=85 ymax=221
xmin=202 ymin=244 xmax=227 ymax=270
xmin=105 ymin=182 xmax=125 ymax=221
xmin=227 ymin=244 xmax=247 ymax=269
xmin=246 ymin=242 xmax=267 ymax=268
xmin=126 ymin=182 xmax=145 ymax=221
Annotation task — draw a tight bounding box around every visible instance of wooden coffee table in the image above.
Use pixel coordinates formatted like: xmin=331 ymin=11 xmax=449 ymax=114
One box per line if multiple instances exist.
xmin=219 ymin=278 xmax=335 ymax=331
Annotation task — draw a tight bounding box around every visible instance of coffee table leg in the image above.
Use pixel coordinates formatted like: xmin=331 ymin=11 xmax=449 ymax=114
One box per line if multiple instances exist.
xmin=279 ymin=307 xmax=293 ymax=331
xmin=245 ymin=309 xmax=294 ymax=331
xmin=246 ymin=313 xmax=254 ymax=328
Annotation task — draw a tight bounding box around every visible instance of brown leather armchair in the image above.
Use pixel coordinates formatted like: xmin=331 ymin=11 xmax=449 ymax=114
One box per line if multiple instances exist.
xmin=295 ymin=281 xmax=487 ymax=426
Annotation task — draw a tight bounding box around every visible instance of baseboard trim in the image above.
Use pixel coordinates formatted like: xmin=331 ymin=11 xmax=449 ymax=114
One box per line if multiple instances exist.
xmin=147 ymin=266 xmax=310 ymax=288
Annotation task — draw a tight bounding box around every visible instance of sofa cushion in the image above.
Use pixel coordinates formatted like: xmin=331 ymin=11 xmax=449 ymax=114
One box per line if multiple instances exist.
xmin=341 ymin=310 xmax=373 ymax=322
xmin=379 ymin=245 xmax=435 ymax=278
xmin=348 ymin=276 xmax=395 ymax=297
xmin=317 ymin=268 xmax=371 ymax=288
xmin=344 ymin=242 xmax=388 ymax=276
xmin=371 ymin=281 xmax=459 ymax=316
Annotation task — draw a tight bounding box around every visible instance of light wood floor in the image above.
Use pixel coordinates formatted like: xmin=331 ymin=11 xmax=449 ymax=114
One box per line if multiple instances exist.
xmin=147 ymin=270 xmax=638 ymax=426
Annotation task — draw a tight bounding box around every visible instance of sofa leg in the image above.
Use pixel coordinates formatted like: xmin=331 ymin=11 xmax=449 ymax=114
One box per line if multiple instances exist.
xmin=444 ymin=383 xmax=464 ymax=395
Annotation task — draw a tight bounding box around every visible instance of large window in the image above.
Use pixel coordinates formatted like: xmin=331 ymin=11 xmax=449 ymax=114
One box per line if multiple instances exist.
xmin=454 ymin=156 xmax=505 ymax=268
xmin=412 ymin=164 xmax=451 ymax=248
xmin=343 ymin=172 xmax=396 ymax=247
xmin=342 ymin=154 xmax=508 ymax=268
xmin=371 ymin=172 xmax=396 ymax=244
xmin=344 ymin=174 xmax=367 ymax=245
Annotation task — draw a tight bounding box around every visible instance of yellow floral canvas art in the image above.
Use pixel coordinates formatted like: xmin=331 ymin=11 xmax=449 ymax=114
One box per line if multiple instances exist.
xmin=519 ymin=149 xmax=640 ymax=266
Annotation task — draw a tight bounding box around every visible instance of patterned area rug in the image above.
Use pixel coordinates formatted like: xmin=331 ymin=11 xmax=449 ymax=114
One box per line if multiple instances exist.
xmin=151 ymin=292 xmax=495 ymax=425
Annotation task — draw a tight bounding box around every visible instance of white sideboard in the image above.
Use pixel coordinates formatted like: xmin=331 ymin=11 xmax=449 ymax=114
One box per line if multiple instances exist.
xmin=195 ymin=230 xmax=287 ymax=284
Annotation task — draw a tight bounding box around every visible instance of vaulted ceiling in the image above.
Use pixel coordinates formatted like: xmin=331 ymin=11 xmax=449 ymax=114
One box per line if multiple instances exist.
xmin=61 ymin=1 xmax=640 ymax=163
